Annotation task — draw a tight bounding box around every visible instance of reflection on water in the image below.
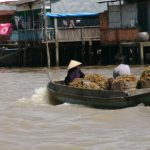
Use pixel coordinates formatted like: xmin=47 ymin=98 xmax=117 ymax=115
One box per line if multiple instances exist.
xmin=0 ymin=66 xmax=150 ymax=150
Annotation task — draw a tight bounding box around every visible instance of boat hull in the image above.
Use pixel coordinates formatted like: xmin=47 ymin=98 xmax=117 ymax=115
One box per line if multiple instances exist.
xmin=47 ymin=81 xmax=150 ymax=109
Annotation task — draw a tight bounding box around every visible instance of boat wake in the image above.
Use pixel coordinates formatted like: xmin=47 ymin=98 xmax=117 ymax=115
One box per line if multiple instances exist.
xmin=16 ymin=87 xmax=50 ymax=106
xmin=16 ymin=87 xmax=64 ymax=106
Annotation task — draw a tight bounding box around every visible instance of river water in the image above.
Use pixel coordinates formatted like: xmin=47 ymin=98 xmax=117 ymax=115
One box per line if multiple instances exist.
xmin=0 ymin=66 xmax=150 ymax=150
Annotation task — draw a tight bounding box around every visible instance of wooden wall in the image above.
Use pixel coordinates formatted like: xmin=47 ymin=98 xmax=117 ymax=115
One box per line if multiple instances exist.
xmin=0 ymin=15 xmax=11 ymax=23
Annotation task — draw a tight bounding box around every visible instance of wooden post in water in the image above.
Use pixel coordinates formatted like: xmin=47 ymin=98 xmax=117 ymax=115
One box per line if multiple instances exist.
xmin=42 ymin=0 xmax=50 ymax=68
xmin=24 ymin=11 xmax=27 ymax=66
xmin=54 ymin=18 xmax=59 ymax=66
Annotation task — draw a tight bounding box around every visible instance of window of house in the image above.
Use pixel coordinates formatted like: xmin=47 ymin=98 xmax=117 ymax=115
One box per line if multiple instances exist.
xmin=57 ymin=16 xmax=99 ymax=28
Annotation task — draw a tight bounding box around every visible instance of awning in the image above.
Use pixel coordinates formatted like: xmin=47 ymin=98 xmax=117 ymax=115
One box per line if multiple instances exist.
xmin=14 ymin=0 xmax=38 ymax=5
xmin=46 ymin=12 xmax=100 ymax=18
xmin=0 ymin=0 xmax=18 ymax=7
xmin=97 ymin=0 xmax=119 ymax=3
xmin=0 ymin=0 xmax=18 ymax=3
xmin=0 ymin=4 xmax=16 ymax=10
xmin=0 ymin=4 xmax=16 ymax=15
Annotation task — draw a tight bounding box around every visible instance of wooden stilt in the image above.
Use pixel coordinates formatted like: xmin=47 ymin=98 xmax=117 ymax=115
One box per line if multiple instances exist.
xmin=82 ymin=41 xmax=85 ymax=65
xmin=43 ymin=0 xmax=50 ymax=68
xmin=89 ymin=40 xmax=92 ymax=65
xmin=55 ymin=42 xmax=59 ymax=66
xmin=23 ymin=48 xmax=27 ymax=66
xmin=119 ymin=44 xmax=123 ymax=55
xmin=139 ymin=43 xmax=144 ymax=65
xmin=54 ymin=18 xmax=59 ymax=66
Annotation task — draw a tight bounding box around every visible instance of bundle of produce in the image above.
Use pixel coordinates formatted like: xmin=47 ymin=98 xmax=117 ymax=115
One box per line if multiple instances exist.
xmin=85 ymin=73 xmax=109 ymax=90
xmin=82 ymin=79 xmax=100 ymax=89
xmin=69 ymin=78 xmax=100 ymax=89
xmin=69 ymin=78 xmax=83 ymax=88
xmin=140 ymin=66 xmax=150 ymax=78
xmin=111 ymin=75 xmax=137 ymax=91
xmin=139 ymin=66 xmax=150 ymax=88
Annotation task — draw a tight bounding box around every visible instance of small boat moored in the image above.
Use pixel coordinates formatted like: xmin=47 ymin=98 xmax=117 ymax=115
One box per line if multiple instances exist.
xmin=47 ymin=80 xmax=150 ymax=109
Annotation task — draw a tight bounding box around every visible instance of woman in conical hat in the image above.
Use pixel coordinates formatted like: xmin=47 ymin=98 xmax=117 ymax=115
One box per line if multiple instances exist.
xmin=65 ymin=60 xmax=85 ymax=85
xmin=67 ymin=60 xmax=82 ymax=70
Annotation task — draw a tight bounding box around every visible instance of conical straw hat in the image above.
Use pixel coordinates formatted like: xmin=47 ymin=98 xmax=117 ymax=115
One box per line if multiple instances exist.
xmin=67 ymin=60 xmax=82 ymax=70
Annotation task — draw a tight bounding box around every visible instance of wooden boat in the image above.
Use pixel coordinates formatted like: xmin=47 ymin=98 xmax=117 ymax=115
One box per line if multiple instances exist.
xmin=47 ymin=80 xmax=150 ymax=109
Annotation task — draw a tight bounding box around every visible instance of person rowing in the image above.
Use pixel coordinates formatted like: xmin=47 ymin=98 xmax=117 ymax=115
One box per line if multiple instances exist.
xmin=64 ymin=60 xmax=85 ymax=85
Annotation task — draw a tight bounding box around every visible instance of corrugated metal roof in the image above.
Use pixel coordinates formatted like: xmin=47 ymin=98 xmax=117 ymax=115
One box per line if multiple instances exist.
xmin=15 ymin=0 xmax=107 ymax=13
xmin=51 ymin=0 xmax=107 ymax=14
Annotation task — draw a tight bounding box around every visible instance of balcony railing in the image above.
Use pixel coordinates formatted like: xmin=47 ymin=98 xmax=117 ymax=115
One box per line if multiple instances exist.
xmin=18 ymin=29 xmax=44 ymax=41
xmin=16 ymin=26 xmax=100 ymax=42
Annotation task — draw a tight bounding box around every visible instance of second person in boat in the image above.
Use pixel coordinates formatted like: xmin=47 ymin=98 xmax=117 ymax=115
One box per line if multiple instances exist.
xmin=113 ymin=54 xmax=131 ymax=78
xmin=108 ymin=54 xmax=132 ymax=89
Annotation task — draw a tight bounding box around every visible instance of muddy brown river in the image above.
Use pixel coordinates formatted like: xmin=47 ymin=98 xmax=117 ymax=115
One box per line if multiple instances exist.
xmin=0 ymin=66 xmax=150 ymax=150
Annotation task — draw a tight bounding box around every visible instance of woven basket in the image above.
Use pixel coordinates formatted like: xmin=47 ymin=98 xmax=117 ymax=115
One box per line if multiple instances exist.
xmin=111 ymin=80 xmax=137 ymax=91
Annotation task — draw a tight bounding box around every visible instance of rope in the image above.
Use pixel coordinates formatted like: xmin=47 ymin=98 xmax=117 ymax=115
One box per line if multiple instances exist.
xmin=46 ymin=68 xmax=60 ymax=82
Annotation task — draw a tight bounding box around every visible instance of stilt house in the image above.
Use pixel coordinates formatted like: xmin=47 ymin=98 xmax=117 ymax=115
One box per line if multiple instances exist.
xmin=99 ymin=0 xmax=150 ymax=65
xmin=10 ymin=0 xmax=107 ymax=66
